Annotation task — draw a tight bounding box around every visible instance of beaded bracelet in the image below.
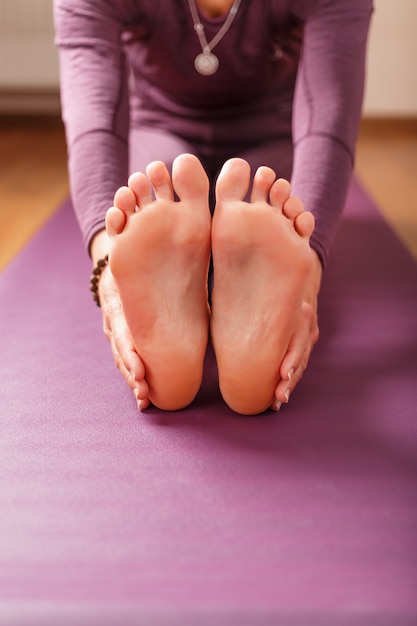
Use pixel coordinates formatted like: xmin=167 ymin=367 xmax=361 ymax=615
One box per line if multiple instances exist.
xmin=90 ymin=254 xmax=109 ymax=307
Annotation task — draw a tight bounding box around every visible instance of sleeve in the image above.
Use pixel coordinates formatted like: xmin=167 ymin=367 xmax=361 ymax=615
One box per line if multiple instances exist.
xmin=291 ymin=0 xmax=374 ymax=266
xmin=54 ymin=0 xmax=130 ymax=252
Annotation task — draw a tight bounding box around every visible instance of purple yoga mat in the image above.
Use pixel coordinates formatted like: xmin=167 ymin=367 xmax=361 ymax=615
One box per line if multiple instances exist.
xmin=0 ymin=178 xmax=416 ymax=625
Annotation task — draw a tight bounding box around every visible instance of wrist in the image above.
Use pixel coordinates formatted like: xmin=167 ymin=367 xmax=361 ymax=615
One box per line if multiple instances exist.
xmin=89 ymin=229 xmax=111 ymax=307
xmin=302 ymin=247 xmax=322 ymax=311
xmin=90 ymin=254 xmax=109 ymax=307
xmin=90 ymin=229 xmax=110 ymax=267
xmin=310 ymin=247 xmax=323 ymax=294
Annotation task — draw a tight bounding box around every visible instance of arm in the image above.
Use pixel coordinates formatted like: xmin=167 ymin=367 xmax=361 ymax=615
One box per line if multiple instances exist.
xmin=54 ymin=0 xmax=150 ymax=408
xmin=273 ymin=0 xmax=373 ymax=407
xmin=54 ymin=0 xmax=130 ymax=252
xmin=291 ymin=0 xmax=374 ymax=266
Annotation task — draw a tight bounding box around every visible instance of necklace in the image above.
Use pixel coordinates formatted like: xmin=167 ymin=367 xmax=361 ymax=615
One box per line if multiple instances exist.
xmin=187 ymin=0 xmax=242 ymax=76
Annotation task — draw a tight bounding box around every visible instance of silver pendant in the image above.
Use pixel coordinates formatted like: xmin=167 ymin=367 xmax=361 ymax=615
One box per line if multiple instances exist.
xmin=194 ymin=52 xmax=219 ymax=76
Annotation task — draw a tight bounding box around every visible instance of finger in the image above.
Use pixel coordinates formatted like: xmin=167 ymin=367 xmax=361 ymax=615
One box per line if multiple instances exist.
xmin=135 ymin=393 xmax=151 ymax=411
xmin=111 ymin=342 xmax=151 ymax=410
xmin=103 ymin=293 xmax=146 ymax=381
xmin=134 ymin=378 xmax=150 ymax=401
xmin=98 ymin=271 xmax=151 ymax=407
xmin=272 ymin=303 xmax=318 ymax=409
xmin=110 ymin=333 xmax=152 ymax=412
xmin=110 ymin=333 xmax=136 ymax=389
xmin=133 ymin=378 xmax=151 ymax=408
xmin=279 ymin=305 xmax=314 ymax=382
xmin=102 ymin=298 xmax=147 ymax=392
xmin=112 ymin=326 xmax=146 ymax=382
xmin=274 ymin=348 xmax=310 ymax=406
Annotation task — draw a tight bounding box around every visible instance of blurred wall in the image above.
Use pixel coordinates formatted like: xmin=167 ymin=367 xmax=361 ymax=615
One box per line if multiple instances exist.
xmin=0 ymin=0 xmax=416 ymax=116
xmin=0 ymin=0 xmax=59 ymax=113
xmin=363 ymin=0 xmax=417 ymax=116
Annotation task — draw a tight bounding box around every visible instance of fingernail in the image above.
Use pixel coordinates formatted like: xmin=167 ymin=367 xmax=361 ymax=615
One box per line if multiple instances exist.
xmin=288 ymin=368 xmax=294 ymax=381
xmin=272 ymin=400 xmax=282 ymax=412
xmin=133 ymin=387 xmax=139 ymax=400
xmin=284 ymin=389 xmax=291 ymax=403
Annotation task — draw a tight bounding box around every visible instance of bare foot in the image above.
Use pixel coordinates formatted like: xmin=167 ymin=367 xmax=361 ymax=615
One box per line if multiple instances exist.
xmin=106 ymin=154 xmax=211 ymax=411
xmin=210 ymin=158 xmax=315 ymax=415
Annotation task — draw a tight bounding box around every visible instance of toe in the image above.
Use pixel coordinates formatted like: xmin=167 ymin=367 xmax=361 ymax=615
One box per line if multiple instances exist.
xmin=282 ymin=195 xmax=304 ymax=220
xmin=128 ymin=171 xmax=153 ymax=208
xmin=146 ymin=161 xmax=174 ymax=202
xmin=269 ymin=178 xmax=292 ymax=210
xmin=172 ymin=154 xmax=210 ymax=203
xmin=216 ymin=158 xmax=251 ymax=203
xmin=113 ymin=185 xmax=137 ymax=215
xmin=295 ymin=211 xmax=315 ymax=238
xmin=250 ymin=166 xmax=276 ymax=203
xmin=106 ymin=206 xmax=127 ymax=237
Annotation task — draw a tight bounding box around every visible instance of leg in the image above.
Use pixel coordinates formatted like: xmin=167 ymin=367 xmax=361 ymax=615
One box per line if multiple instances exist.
xmin=129 ymin=126 xmax=197 ymax=178
xmin=210 ymin=158 xmax=315 ymax=415
xmin=238 ymin=137 xmax=293 ymax=185
xmin=107 ymin=154 xmax=211 ymax=411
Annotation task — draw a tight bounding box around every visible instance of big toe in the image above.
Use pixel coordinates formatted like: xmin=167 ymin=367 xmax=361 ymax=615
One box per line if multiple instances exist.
xmin=215 ymin=158 xmax=251 ymax=203
xmin=172 ymin=154 xmax=210 ymax=203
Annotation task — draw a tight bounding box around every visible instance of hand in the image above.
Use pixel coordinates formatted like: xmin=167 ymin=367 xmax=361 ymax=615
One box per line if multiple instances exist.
xmin=98 ymin=266 xmax=150 ymax=409
xmin=272 ymin=248 xmax=322 ymax=410
xmin=91 ymin=229 xmax=150 ymax=410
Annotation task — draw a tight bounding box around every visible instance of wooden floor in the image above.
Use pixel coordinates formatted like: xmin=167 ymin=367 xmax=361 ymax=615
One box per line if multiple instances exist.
xmin=0 ymin=116 xmax=69 ymax=270
xmin=355 ymin=118 xmax=417 ymax=259
xmin=0 ymin=115 xmax=416 ymax=271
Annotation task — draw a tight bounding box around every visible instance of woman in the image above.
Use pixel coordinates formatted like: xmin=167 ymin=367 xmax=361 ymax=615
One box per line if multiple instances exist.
xmin=54 ymin=0 xmax=373 ymax=414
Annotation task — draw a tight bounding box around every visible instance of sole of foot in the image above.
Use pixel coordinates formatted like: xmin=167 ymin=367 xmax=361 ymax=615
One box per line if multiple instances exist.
xmin=106 ymin=154 xmax=211 ymax=410
xmin=210 ymin=158 xmax=314 ymax=415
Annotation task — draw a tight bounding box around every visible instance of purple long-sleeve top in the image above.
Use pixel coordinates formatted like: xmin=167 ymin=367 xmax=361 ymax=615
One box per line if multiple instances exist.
xmin=54 ymin=0 xmax=373 ymax=265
